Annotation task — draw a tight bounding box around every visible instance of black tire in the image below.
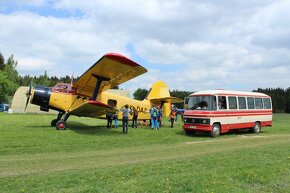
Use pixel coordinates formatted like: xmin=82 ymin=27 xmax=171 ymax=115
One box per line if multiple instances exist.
xmin=184 ymin=129 xmax=196 ymax=136
xmin=51 ymin=119 xmax=58 ymax=127
xmin=251 ymin=122 xmax=261 ymax=133
xmin=56 ymin=120 xmax=67 ymax=130
xmin=211 ymin=123 xmax=221 ymax=137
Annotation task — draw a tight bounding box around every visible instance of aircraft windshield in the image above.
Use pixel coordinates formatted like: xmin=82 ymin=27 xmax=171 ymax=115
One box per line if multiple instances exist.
xmin=186 ymin=95 xmax=217 ymax=110
xmin=52 ymin=83 xmax=77 ymax=94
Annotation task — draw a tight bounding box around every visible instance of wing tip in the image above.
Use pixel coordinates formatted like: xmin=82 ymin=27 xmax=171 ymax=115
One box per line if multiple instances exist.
xmin=104 ymin=53 xmax=141 ymax=68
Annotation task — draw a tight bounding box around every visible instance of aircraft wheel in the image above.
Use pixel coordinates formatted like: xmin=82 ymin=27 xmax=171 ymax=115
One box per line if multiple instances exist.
xmin=251 ymin=122 xmax=261 ymax=133
xmin=56 ymin=120 xmax=67 ymax=130
xmin=51 ymin=119 xmax=58 ymax=127
xmin=210 ymin=123 xmax=221 ymax=137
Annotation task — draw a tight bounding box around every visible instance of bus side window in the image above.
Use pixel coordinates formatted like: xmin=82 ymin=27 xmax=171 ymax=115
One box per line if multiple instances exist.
xmin=238 ymin=97 xmax=246 ymax=109
xmin=229 ymin=96 xmax=237 ymax=109
xmin=255 ymin=98 xmax=263 ymax=109
xmin=247 ymin=97 xmax=255 ymax=109
xmin=263 ymin=98 xmax=272 ymax=109
xmin=218 ymin=96 xmax=227 ymax=109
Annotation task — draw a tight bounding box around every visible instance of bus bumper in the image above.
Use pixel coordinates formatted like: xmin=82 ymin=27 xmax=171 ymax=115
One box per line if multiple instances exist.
xmin=183 ymin=124 xmax=212 ymax=132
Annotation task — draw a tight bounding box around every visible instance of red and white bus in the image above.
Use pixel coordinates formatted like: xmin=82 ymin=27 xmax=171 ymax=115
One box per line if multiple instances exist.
xmin=183 ymin=90 xmax=272 ymax=137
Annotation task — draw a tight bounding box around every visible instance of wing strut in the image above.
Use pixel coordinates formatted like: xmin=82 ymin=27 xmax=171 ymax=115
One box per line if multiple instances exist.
xmin=91 ymin=74 xmax=110 ymax=100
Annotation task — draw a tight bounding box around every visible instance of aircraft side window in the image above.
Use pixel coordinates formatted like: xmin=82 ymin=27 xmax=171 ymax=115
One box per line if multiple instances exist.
xmin=108 ymin=99 xmax=117 ymax=107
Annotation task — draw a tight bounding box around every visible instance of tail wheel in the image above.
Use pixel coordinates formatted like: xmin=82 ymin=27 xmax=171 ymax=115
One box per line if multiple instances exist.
xmin=211 ymin=123 xmax=221 ymax=137
xmin=56 ymin=120 xmax=67 ymax=130
xmin=251 ymin=122 xmax=261 ymax=133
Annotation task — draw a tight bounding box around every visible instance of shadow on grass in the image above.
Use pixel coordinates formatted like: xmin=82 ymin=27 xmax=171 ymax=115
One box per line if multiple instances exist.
xmin=175 ymin=128 xmax=269 ymax=138
xmin=68 ymin=121 xmax=123 ymax=136
xmin=25 ymin=121 xmax=124 ymax=136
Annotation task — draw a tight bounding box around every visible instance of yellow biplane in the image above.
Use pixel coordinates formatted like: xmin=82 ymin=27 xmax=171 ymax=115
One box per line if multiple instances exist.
xmin=25 ymin=53 xmax=182 ymax=130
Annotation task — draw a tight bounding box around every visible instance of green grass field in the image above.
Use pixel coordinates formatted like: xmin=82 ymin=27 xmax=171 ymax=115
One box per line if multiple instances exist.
xmin=0 ymin=113 xmax=289 ymax=193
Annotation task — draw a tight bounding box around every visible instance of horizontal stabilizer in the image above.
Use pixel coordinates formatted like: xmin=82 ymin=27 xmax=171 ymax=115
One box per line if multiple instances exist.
xmin=150 ymin=96 xmax=184 ymax=103
xmin=69 ymin=100 xmax=117 ymax=118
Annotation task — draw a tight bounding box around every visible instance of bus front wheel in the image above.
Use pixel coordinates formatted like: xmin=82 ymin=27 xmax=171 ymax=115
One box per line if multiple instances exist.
xmin=211 ymin=124 xmax=221 ymax=137
xmin=251 ymin=122 xmax=261 ymax=133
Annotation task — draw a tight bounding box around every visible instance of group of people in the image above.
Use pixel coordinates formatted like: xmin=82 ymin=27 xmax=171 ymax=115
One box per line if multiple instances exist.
xmin=149 ymin=105 xmax=162 ymax=129
xmin=106 ymin=104 xmax=138 ymax=134
xmin=106 ymin=104 xmax=179 ymax=134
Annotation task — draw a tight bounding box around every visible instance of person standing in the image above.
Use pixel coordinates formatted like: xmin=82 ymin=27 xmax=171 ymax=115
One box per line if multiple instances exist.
xmin=157 ymin=106 xmax=162 ymax=127
xmin=170 ymin=109 xmax=176 ymax=128
xmin=106 ymin=112 xmax=113 ymax=129
xmin=132 ymin=108 xmax=138 ymax=128
xmin=112 ymin=111 xmax=118 ymax=128
xmin=150 ymin=105 xmax=159 ymax=130
xmin=120 ymin=104 xmax=131 ymax=133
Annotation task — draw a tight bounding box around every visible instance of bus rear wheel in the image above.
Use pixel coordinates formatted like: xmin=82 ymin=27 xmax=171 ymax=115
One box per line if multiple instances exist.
xmin=251 ymin=122 xmax=261 ymax=133
xmin=211 ymin=124 xmax=221 ymax=137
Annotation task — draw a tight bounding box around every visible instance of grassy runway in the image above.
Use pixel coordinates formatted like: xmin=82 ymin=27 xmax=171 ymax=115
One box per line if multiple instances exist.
xmin=0 ymin=113 xmax=289 ymax=193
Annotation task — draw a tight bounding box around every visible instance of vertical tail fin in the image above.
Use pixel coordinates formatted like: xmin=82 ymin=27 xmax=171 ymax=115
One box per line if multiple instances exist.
xmin=146 ymin=81 xmax=171 ymax=100
xmin=146 ymin=81 xmax=183 ymax=117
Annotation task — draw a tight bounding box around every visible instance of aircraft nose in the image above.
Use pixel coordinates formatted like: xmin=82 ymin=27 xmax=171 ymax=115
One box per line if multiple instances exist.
xmin=31 ymin=86 xmax=52 ymax=111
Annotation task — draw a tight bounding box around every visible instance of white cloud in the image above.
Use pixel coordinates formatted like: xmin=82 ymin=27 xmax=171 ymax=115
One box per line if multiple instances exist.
xmin=0 ymin=0 xmax=290 ymax=92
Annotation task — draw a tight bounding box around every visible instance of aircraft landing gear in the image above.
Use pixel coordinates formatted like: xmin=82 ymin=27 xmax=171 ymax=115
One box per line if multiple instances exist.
xmin=53 ymin=112 xmax=70 ymax=130
xmin=56 ymin=120 xmax=67 ymax=130
xmin=51 ymin=112 xmax=64 ymax=127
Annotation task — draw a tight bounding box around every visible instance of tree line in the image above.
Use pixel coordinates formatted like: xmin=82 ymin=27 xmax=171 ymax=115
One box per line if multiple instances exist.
xmin=0 ymin=52 xmax=289 ymax=113
xmin=253 ymin=88 xmax=290 ymax=113
xmin=0 ymin=52 xmax=74 ymax=103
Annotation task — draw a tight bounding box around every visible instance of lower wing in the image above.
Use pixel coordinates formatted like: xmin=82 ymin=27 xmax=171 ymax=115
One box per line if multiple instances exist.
xmin=69 ymin=100 xmax=117 ymax=118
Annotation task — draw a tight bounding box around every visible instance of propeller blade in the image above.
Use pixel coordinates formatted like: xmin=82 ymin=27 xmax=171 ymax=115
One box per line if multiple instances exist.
xmin=24 ymin=96 xmax=30 ymax=111
xmin=24 ymin=81 xmax=33 ymax=112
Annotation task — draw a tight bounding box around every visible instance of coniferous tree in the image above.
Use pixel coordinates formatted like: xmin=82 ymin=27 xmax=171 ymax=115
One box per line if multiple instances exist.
xmin=0 ymin=52 xmax=5 ymax=70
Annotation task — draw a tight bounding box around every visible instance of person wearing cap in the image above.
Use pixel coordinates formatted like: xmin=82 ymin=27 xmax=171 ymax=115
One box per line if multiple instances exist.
xmin=120 ymin=104 xmax=131 ymax=133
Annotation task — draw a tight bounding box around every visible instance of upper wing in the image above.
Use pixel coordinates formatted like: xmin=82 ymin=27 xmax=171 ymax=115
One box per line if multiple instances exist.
xmin=70 ymin=100 xmax=117 ymax=118
xmin=73 ymin=53 xmax=147 ymax=98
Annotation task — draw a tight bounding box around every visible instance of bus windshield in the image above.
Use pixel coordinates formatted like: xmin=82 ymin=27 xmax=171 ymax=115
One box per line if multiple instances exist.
xmin=186 ymin=95 xmax=217 ymax=110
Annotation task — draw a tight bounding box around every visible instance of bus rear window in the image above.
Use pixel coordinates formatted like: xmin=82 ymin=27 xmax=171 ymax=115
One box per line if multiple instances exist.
xmin=263 ymin=98 xmax=272 ymax=109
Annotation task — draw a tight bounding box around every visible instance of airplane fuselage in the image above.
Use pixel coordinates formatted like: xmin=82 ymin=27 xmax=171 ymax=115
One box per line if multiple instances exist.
xmin=31 ymin=85 xmax=171 ymax=121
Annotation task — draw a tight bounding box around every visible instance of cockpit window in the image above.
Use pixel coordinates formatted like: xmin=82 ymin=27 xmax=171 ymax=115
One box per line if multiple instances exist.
xmin=52 ymin=83 xmax=76 ymax=94
xmin=187 ymin=95 xmax=217 ymax=110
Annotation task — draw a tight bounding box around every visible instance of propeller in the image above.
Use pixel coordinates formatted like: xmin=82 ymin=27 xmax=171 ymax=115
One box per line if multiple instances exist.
xmin=24 ymin=81 xmax=33 ymax=111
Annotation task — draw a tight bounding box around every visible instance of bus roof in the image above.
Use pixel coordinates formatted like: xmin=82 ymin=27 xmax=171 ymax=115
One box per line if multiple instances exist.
xmin=189 ymin=90 xmax=270 ymax=98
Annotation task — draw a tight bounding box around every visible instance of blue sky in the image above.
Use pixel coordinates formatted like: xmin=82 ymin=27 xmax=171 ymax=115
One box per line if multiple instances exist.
xmin=1 ymin=0 xmax=290 ymax=93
